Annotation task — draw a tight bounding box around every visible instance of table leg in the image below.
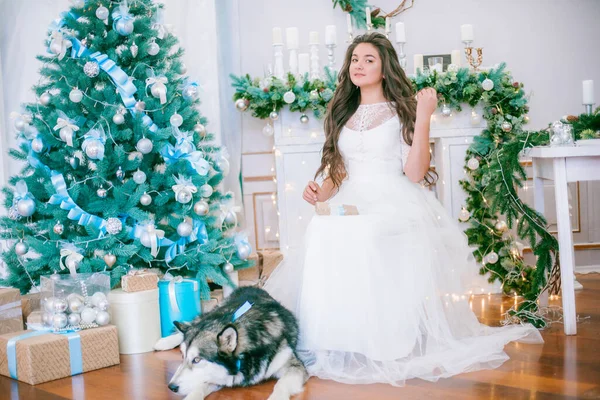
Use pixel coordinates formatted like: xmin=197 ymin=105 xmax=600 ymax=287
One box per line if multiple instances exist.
xmin=532 ymin=162 xmax=549 ymax=307
xmin=553 ymin=158 xmax=577 ymax=335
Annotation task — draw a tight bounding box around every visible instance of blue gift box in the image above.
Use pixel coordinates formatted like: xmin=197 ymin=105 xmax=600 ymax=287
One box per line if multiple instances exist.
xmin=158 ymin=277 xmax=202 ymax=337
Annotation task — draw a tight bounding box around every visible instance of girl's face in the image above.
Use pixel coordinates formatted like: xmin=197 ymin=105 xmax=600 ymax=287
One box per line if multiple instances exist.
xmin=349 ymin=43 xmax=384 ymax=88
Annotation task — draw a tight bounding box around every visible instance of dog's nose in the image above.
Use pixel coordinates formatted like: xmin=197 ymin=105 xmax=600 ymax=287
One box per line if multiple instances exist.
xmin=168 ymin=383 xmax=179 ymax=393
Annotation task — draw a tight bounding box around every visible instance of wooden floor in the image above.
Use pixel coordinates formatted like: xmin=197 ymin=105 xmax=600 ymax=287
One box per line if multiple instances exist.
xmin=2 ymin=273 xmax=599 ymax=400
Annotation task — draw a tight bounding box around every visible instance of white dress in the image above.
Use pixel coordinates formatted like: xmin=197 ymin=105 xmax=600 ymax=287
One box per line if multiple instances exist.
xmin=264 ymin=102 xmax=543 ymax=386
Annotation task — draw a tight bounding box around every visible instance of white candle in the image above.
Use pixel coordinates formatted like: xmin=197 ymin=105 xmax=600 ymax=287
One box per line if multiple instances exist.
xmin=286 ymin=27 xmax=299 ymax=50
xmin=325 ymin=25 xmax=337 ymax=45
xmin=583 ymin=80 xmax=595 ymax=104
xmin=395 ymin=22 xmax=405 ymax=43
xmin=385 ymin=17 xmax=391 ymax=33
xmin=451 ymin=49 xmax=461 ymax=66
xmin=272 ymin=27 xmax=282 ymax=44
xmin=414 ymin=54 xmax=423 ymax=75
xmin=366 ymin=7 xmax=372 ymax=27
xmin=461 ymin=24 xmax=474 ymax=42
xmin=346 ymin=14 xmax=353 ymax=34
xmin=309 ymin=31 xmax=319 ymax=45
xmin=298 ymin=53 xmax=310 ymax=76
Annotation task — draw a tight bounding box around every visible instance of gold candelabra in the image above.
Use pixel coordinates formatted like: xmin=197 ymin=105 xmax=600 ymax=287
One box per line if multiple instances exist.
xmin=463 ymin=42 xmax=483 ymax=71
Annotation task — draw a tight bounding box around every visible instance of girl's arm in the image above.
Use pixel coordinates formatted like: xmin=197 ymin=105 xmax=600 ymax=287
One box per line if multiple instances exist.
xmin=403 ymin=88 xmax=437 ymax=183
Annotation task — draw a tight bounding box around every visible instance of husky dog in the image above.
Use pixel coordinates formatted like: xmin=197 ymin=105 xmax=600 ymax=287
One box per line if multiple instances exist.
xmin=161 ymin=287 xmax=308 ymax=400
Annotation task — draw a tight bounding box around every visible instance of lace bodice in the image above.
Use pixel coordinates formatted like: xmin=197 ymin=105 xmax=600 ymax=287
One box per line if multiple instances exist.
xmin=340 ymin=102 xmax=412 ymax=179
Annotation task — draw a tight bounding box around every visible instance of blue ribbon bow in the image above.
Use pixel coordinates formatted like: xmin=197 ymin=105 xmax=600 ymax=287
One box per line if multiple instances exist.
xmin=161 ymin=128 xmax=210 ymax=176
xmin=165 ymin=219 xmax=209 ymax=262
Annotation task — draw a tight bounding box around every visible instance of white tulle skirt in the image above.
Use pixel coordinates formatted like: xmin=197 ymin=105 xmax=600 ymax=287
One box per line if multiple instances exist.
xmin=264 ymin=172 xmax=543 ymax=386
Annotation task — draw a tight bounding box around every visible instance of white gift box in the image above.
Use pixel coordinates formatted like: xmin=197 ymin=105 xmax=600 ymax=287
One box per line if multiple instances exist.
xmin=108 ymin=288 xmax=161 ymax=354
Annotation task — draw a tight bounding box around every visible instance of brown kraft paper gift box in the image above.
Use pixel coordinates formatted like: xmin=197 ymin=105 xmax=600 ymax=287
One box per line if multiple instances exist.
xmin=0 ymin=288 xmax=24 ymax=335
xmin=0 ymin=325 xmax=120 ymax=385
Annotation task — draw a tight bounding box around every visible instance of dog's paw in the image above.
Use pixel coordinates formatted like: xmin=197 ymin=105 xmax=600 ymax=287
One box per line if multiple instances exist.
xmin=154 ymin=332 xmax=183 ymax=351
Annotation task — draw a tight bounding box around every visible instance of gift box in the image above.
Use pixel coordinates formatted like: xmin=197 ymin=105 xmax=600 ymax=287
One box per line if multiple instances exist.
xmin=21 ymin=293 xmax=41 ymax=328
xmin=121 ymin=269 xmax=159 ymax=293
xmin=158 ymin=278 xmax=201 ymax=337
xmin=260 ymin=250 xmax=283 ymax=281
xmin=0 ymin=325 xmax=120 ymax=385
xmin=40 ymin=273 xmax=111 ymax=332
xmin=26 ymin=311 xmax=43 ymax=327
xmin=108 ymin=288 xmax=161 ymax=354
xmin=0 ymin=288 xmax=23 ymax=335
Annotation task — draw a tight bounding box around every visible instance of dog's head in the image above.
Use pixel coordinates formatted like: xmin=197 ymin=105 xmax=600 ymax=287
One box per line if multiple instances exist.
xmin=168 ymin=320 xmax=241 ymax=395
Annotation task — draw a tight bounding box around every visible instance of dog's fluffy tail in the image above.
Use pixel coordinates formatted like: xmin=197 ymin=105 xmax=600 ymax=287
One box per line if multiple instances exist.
xmin=154 ymin=332 xmax=184 ymax=351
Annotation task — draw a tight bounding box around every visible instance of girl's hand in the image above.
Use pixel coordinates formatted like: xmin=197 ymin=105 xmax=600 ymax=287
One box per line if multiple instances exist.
xmin=416 ymin=88 xmax=438 ymax=118
xmin=302 ymin=181 xmax=325 ymax=205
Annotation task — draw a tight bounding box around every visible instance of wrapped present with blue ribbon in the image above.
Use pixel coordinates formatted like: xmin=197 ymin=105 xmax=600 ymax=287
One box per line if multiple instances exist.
xmin=158 ymin=277 xmax=201 ymax=337
xmin=0 ymin=325 xmax=119 ymax=385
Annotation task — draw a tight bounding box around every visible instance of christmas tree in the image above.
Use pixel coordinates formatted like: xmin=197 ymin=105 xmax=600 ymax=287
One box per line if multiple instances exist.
xmin=0 ymin=0 xmax=252 ymax=299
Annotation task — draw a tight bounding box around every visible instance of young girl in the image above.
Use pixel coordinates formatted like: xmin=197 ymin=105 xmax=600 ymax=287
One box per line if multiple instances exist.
xmin=264 ymin=32 xmax=542 ymax=386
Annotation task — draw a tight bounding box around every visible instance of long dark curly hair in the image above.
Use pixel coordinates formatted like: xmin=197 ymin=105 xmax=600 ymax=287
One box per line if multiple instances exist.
xmin=315 ymin=32 xmax=436 ymax=186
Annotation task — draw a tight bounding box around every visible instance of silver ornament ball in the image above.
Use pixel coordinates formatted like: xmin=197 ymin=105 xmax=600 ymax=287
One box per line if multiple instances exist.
xmin=52 ymin=313 xmax=68 ymax=329
xmin=194 ymin=200 xmax=209 ymax=216
xmin=176 ymin=188 xmax=193 ymax=204
xmin=106 ymin=217 xmax=123 ymax=235
xmin=91 ymin=292 xmax=107 ymax=307
xmin=223 ymin=262 xmax=234 ymax=274
xmin=170 ymin=113 xmax=183 ymax=127
xmin=14 ymin=118 xmax=26 ymax=131
xmin=224 ymin=211 xmax=237 ymax=225
xmin=441 ymin=104 xmax=452 ymax=117
xmin=194 ymin=123 xmax=206 ymax=135
xmin=300 ymin=114 xmax=309 ymax=124
xmin=95 ymin=6 xmax=109 ymax=20
xmin=495 ymin=220 xmax=508 ymax=232
xmin=85 ymin=141 xmax=104 ymax=159
xmin=147 ymin=42 xmax=160 ymax=56
xmin=69 ymin=88 xmax=83 ymax=103
xmin=95 ymin=310 xmax=110 ymax=326
xmin=97 ymin=299 xmax=110 ymax=311
xmin=136 ymin=137 xmax=153 ymax=154
xmin=44 ymin=297 xmax=56 ymax=313
xmin=179 ymin=63 xmax=187 ymax=74
xmin=83 ymin=61 xmax=100 ymax=78
xmin=68 ymin=313 xmax=81 ymax=326
xmin=116 ymin=167 xmax=125 ymax=180
xmin=40 ymin=92 xmax=52 ymax=106
xmin=183 ymin=85 xmax=198 ymax=101
xmin=133 ymin=170 xmax=147 ymax=184
xmin=115 ymin=19 xmax=134 ymax=36
xmin=52 ymin=222 xmax=65 ymax=235
xmin=42 ymin=312 xmax=53 ymax=326
xmin=97 ymin=187 xmax=107 ymax=198
xmin=112 ymin=113 xmax=125 ymax=125
xmin=81 ymin=307 xmax=97 ymax=324
xmin=501 ymin=122 xmax=512 ymax=132
xmin=458 ymin=208 xmax=470 ymax=222
xmin=177 ymin=221 xmax=193 ymax=237
xmin=140 ymin=193 xmax=152 ymax=206
xmin=15 ymin=241 xmax=29 ymax=256
xmin=135 ymin=101 xmax=146 ymax=111
xmin=482 ymin=78 xmax=494 ymax=91
xmin=68 ymin=297 xmax=85 ymax=313
xmin=486 ymin=251 xmax=499 ymax=264
xmin=269 ymin=111 xmax=279 ymax=121
xmin=199 ymin=184 xmax=213 ymax=198
xmin=31 ymin=138 xmax=44 ymax=153
xmin=237 ymin=244 xmax=251 ymax=260
xmin=54 ymin=298 xmax=68 ymax=313
xmin=283 ymin=91 xmax=296 ymax=104
xmin=467 ymin=157 xmax=480 ymax=171
xmin=17 ymin=198 xmax=36 ymax=217
xmin=235 ymin=98 xmax=248 ymax=111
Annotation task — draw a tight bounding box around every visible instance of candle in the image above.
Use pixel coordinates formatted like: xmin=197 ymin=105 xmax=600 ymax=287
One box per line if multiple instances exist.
xmin=286 ymin=27 xmax=299 ymax=50
xmin=346 ymin=14 xmax=353 ymax=34
xmin=461 ymin=24 xmax=474 ymax=42
xmin=309 ymin=31 xmax=319 ymax=45
xmin=325 ymin=25 xmax=337 ymax=45
xmin=414 ymin=54 xmax=423 ymax=75
xmin=366 ymin=7 xmax=372 ymax=27
xmin=272 ymin=27 xmax=282 ymax=44
xmin=395 ymin=22 xmax=405 ymax=43
xmin=385 ymin=17 xmax=391 ymax=34
xmin=451 ymin=49 xmax=461 ymax=66
xmin=583 ymin=80 xmax=595 ymax=104
xmin=298 ymin=53 xmax=310 ymax=76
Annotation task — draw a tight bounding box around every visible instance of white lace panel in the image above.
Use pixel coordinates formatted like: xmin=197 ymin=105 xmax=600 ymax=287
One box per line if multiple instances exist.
xmin=346 ymin=102 xmax=397 ymax=132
